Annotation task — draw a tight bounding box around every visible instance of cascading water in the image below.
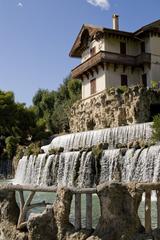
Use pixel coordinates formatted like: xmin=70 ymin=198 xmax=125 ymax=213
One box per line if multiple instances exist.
xmin=42 ymin=122 xmax=152 ymax=152
xmin=15 ymin=122 xmax=160 ymax=187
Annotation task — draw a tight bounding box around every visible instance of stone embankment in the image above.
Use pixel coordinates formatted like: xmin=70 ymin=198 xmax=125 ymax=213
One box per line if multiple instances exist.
xmin=1 ymin=182 xmax=160 ymax=240
xmin=69 ymin=87 xmax=160 ymax=132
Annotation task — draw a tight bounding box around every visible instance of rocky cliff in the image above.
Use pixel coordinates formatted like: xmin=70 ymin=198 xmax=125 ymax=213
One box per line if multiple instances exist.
xmin=69 ymin=87 xmax=160 ymax=132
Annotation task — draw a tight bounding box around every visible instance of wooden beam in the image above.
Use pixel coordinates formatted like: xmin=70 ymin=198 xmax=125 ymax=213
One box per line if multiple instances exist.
xmin=86 ymin=194 xmax=92 ymax=230
xmin=17 ymin=191 xmax=35 ymax=229
xmin=145 ymin=190 xmax=151 ymax=234
xmin=0 ymin=184 xmax=97 ymax=194
xmin=75 ymin=193 xmax=81 ymax=230
xmin=157 ymin=190 xmax=160 ymax=228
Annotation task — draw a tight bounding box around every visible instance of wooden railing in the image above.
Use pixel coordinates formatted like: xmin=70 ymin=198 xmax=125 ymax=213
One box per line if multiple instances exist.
xmin=1 ymin=184 xmax=96 ymax=230
xmin=1 ymin=182 xmax=160 ymax=233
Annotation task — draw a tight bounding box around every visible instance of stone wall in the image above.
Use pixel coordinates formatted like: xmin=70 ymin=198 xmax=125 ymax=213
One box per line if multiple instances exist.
xmin=69 ymin=87 xmax=160 ymax=132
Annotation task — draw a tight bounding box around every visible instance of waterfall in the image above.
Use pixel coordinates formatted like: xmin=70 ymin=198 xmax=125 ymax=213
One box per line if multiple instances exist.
xmin=42 ymin=122 xmax=152 ymax=152
xmin=15 ymin=122 xmax=160 ymax=187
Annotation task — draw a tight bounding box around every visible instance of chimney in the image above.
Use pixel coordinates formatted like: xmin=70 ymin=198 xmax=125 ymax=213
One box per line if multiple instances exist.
xmin=112 ymin=14 xmax=119 ymax=30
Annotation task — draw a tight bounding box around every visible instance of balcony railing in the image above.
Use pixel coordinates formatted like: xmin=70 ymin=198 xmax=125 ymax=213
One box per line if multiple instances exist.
xmin=71 ymin=51 xmax=151 ymax=78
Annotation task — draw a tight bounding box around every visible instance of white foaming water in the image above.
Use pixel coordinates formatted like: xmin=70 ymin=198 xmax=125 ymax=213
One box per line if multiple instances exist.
xmin=14 ymin=146 xmax=160 ymax=187
xmin=14 ymin=122 xmax=160 ymax=187
xmin=42 ymin=122 xmax=152 ymax=152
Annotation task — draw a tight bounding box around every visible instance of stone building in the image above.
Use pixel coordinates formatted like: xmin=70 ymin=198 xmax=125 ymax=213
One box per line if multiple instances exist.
xmin=70 ymin=16 xmax=160 ymax=100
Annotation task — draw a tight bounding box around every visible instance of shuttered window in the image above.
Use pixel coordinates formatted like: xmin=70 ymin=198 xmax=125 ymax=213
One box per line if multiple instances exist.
xmin=120 ymin=42 xmax=126 ymax=55
xmin=141 ymin=42 xmax=145 ymax=53
xmin=142 ymin=74 xmax=147 ymax=87
xmin=121 ymin=75 xmax=128 ymax=86
xmin=90 ymin=79 xmax=96 ymax=95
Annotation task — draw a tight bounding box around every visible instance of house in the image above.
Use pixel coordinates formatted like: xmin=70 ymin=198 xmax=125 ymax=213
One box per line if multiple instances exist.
xmin=70 ymin=15 xmax=160 ymax=100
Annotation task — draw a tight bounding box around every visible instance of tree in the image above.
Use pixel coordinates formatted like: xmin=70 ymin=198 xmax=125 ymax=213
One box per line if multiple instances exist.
xmin=32 ymin=76 xmax=81 ymax=134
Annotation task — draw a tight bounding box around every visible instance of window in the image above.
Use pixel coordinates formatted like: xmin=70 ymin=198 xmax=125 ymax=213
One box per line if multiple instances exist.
xmin=142 ymin=74 xmax=147 ymax=87
xmin=141 ymin=42 xmax=145 ymax=53
xmin=90 ymin=79 xmax=96 ymax=95
xmin=121 ymin=75 xmax=128 ymax=86
xmin=120 ymin=42 xmax=126 ymax=55
xmin=90 ymin=47 xmax=96 ymax=56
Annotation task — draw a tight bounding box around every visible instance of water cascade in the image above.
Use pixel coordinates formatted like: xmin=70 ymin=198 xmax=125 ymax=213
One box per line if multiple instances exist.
xmin=14 ymin=122 xmax=160 ymax=187
xmin=42 ymin=122 xmax=152 ymax=152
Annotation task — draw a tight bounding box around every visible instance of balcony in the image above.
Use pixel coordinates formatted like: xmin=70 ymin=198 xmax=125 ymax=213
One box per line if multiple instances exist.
xmin=71 ymin=51 xmax=151 ymax=79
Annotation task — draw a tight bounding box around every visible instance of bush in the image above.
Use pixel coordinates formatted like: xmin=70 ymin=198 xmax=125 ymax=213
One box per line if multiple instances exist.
xmin=5 ymin=136 xmax=18 ymax=159
xmin=151 ymin=80 xmax=158 ymax=89
xmin=24 ymin=142 xmax=42 ymax=158
xmin=152 ymin=114 xmax=160 ymax=142
xmin=117 ymin=85 xmax=128 ymax=94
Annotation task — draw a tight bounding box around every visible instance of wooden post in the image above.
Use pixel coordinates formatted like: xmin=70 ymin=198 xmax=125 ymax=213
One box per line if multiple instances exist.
xmin=75 ymin=193 xmax=81 ymax=230
xmin=145 ymin=190 xmax=151 ymax=233
xmin=86 ymin=193 xmax=92 ymax=230
xmin=17 ymin=191 xmax=35 ymax=229
xmin=157 ymin=190 xmax=160 ymax=228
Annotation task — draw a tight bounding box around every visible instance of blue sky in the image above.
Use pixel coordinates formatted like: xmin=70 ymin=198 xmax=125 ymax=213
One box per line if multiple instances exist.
xmin=0 ymin=0 xmax=160 ymax=105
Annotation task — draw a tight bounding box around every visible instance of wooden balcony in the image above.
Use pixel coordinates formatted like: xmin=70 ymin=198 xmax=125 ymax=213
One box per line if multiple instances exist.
xmin=71 ymin=51 xmax=151 ymax=79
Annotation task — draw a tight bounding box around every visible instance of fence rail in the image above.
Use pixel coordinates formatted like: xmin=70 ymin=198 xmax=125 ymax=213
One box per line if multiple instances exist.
xmin=1 ymin=182 xmax=160 ymax=233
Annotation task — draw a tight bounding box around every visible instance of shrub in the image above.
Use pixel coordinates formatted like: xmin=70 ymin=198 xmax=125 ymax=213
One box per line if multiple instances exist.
xmin=152 ymin=114 xmax=160 ymax=142
xmin=151 ymin=80 xmax=158 ymax=89
xmin=24 ymin=142 xmax=42 ymax=158
xmin=5 ymin=136 xmax=18 ymax=159
xmin=117 ymin=85 xmax=128 ymax=94
xmin=48 ymin=147 xmax=64 ymax=155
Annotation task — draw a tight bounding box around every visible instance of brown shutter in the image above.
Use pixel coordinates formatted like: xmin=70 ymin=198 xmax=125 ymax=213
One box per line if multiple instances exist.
xmin=142 ymin=74 xmax=147 ymax=87
xmin=120 ymin=42 xmax=126 ymax=55
xmin=121 ymin=75 xmax=128 ymax=86
xmin=90 ymin=79 xmax=96 ymax=94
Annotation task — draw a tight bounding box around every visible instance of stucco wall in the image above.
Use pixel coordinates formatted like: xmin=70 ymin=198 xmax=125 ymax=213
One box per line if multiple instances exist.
xmin=104 ymin=36 xmax=140 ymax=56
xmin=81 ymin=39 xmax=105 ymax=63
xmin=82 ymin=66 xmax=106 ymax=99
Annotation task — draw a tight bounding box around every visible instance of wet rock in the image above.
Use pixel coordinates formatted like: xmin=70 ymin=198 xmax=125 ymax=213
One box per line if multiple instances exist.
xmin=27 ymin=205 xmax=57 ymax=240
xmin=90 ymin=182 xmax=144 ymax=240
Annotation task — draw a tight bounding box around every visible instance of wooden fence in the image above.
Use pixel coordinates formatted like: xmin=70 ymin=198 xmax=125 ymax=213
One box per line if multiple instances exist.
xmin=1 ymin=182 xmax=160 ymax=232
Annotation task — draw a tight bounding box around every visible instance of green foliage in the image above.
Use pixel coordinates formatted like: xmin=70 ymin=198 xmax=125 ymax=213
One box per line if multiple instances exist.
xmin=117 ymin=85 xmax=128 ymax=94
xmin=24 ymin=142 xmax=42 ymax=158
xmin=151 ymin=80 xmax=158 ymax=89
xmin=92 ymin=144 xmax=103 ymax=159
xmin=32 ymin=76 xmax=81 ymax=134
xmin=152 ymin=114 xmax=160 ymax=142
xmin=48 ymin=147 xmax=64 ymax=155
xmin=5 ymin=136 xmax=18 ymax=159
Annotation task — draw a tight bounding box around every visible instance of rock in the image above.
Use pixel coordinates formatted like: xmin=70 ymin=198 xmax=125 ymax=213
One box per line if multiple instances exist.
xmin=0 ymin=188 xmax=19 ymax=225
xmin=0 ymin=222 xmax=28 ymax=240
xmin=27 ymin=205 xmax=57 ymax=240
xmin=69 ymin=87 xmax=160 ymax=132
xmin=0 ymin=188 xmax=27 ymax=240
xmin=90 ymin=182 xmax=144 ymax=240
xmin=53 ymin=187 xmax=74 ymax=240
xmin=66 ymin=229 xmax=93 ymax=240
